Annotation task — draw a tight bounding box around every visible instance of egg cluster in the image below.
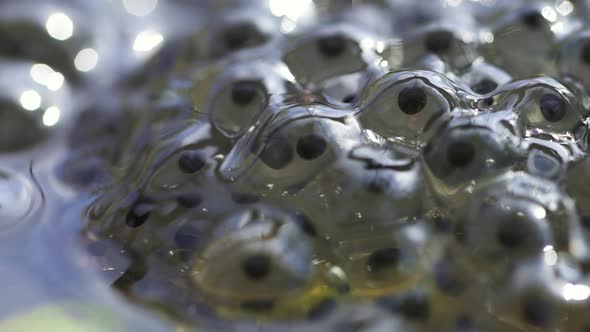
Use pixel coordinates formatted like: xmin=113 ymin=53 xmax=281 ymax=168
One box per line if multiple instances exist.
xmin=54 ymin=0 xmax=590 ymax=331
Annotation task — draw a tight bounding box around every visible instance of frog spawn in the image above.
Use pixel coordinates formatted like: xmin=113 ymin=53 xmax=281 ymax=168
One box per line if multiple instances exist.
xmin=61 ymin=1 xmax=590 ymax=331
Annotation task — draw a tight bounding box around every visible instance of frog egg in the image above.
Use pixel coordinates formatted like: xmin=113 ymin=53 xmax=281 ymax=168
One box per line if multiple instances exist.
xmin=556 ymin=30 xmax=590 ymax=92
xmin=495 ymin=77 xmax=584 ymax=138
xmin=204 ymin=7 xmax=278 ymax=59
xmin=421 ymin=117 xmax=522 ymax=197
xmin=400 ymin=24 xmax=478 ymax=71
xmin=283 ymin=25 xmax=376 ymax=87
xmin=205 ymin=60 xmax=299 ymax=138
xmin=384 ymin=0 xmax=476 ymax=35
xmin=356 ymin=70 xmax=457 ymax=148
xmin=483 ymin=7 xmax=556 ymax=79
xmin=220 ymin=104 xmax=361 ymax=192
xmin=308 ymin=144 xmax=425 ymax=237
xmin=374 ymin=282 xmax=485 ymax=332
xmin=83 ymin=188 xmax=224 ymax=294
xmin=191 ymin=206 xmax=320 ymax=316
xmin=329 ymin=220 xmax=432 ymax=296
xmin=455 ymin=185 xmax=553 ymax=269
xmin=375 ymin=288 xmax=433 ymax=326
xmin=456 ymin=172 xmax=587 ymax=267
xmin=484 ymin=262 xmax=590 ymax=332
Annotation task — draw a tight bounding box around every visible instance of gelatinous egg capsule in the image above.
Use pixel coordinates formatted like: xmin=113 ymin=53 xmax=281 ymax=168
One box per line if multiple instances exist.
xmin=455 ymin=184 xmax=553 ymax=271
xmin=146 ymin=143 xmax=219 ymax=196
xmin=204 ymin=60 xmax=299 ymax=138
xmin=306 ymin=144 xmax=425 ymax=238
xmin=401 ymin=24 xmax=478 ymax=71
xmin=494 ymin=77 xmax=584 ymax=137
xmin=283 ymin=25 xmax=376 ymax=87
xmin=455 ymin=172 xmax=588 ymax=268
xmin=482 ymin=5 xmax=577 ymax=78
xmin=384 ymin=0 xmax=477 ymax=36
xmin=329 ymin=220 xmax=432 ymax=297
xmin=484 ymin=262 xmax=590 ymax=332
xmin=556 ymin=29 xmax=590 ymax=93
xmin=356 ymin=70 xmax=457 ymax=148
xmin=204 ymin=7 xmax=278 ymax=59
xmin=190 ymin=206 xmax=324 ymax=318
xmin=83 ymin=185 xmax=217 ymax=273
xmin=421 ymin=117 xmax=523 ymax=198
xmin=220 ymin=104 xmax=361 ymax=192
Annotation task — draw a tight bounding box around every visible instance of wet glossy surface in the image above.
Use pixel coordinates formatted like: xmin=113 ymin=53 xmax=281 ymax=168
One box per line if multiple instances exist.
xmin=4 ymin=0 xmax=590 ymax=331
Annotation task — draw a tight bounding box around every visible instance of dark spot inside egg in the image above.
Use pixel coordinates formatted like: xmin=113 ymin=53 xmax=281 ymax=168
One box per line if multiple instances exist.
xmin=125 ymin=198 xmax=153 ymax=228
xmin=296 ymin=134 xmax=327 ymax=160
xmin=398 ymin=86 xmax=427 ymax=115
xmin=231 ymin=81 xmax=259 ymax=107
xmin=471 ymin=79 xmax=498 ymax=94
xmin=241 ymin=253 xmax=271 ymax=280
xmin=178 ymin=151 xmax=205 ymax=174
xmin=342 ymin=94 xmax=356 ymax=104
xmin=539 ymin=94 xmax=566 ymax=123
xmin=446 ymin=141 xmax=475 ymax=168
xmin=425 ymin=30 xmax=454 ymax=54
xmin=222 ymin=22 xmax=264 ymax=52
xmin=496 ymin=219 xmax=530 ymax=249
xmin=521 ymin=10 xmax=545 ymax=29
xmin=367 ymin=247 xmax=400 ymax=273
xmin=257 ymin=136 xmax=293 ymax=169
xmin=317 ymin=34 xmax=347 ymax=58
xmin=377 ymin=291 xmax=430 ymax=321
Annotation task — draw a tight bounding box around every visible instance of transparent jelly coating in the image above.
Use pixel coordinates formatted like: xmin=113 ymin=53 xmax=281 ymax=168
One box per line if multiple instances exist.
xmin=205 ymin=60 xmax=299 ymax=138
xmin=191 ymin=207 xmax=319 ymax=315
xmin=422 ymin=117 xmax=523 ymax=196
xmin=356 ymin=70 xmax=457 ymax=147
xmin=283 ymin=25 xmax=378 ymax=87
xmin=496 ymin=77 xmax=585 ymax=137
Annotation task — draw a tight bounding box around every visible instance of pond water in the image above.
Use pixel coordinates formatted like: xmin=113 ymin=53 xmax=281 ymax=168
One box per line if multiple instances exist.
xmin=2 ymin=0 xmax=590 ymax=331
